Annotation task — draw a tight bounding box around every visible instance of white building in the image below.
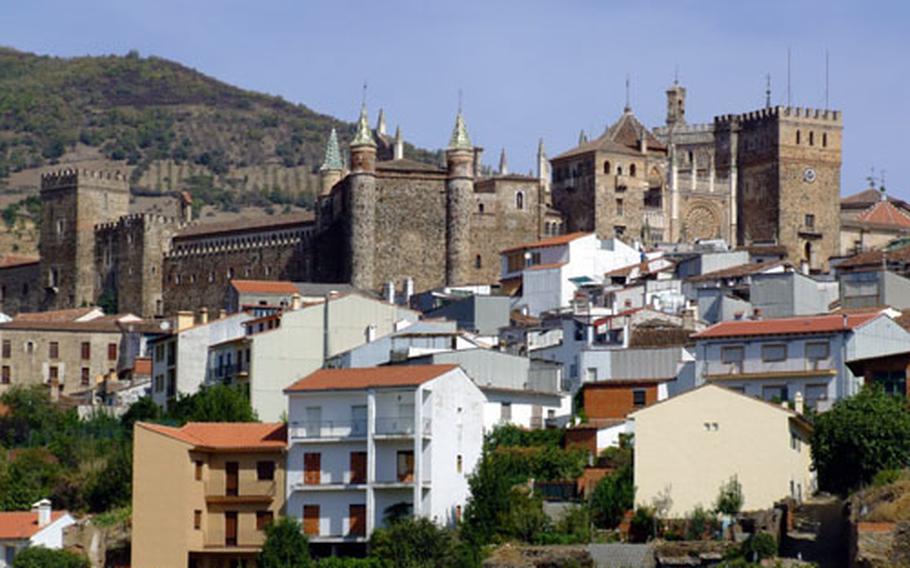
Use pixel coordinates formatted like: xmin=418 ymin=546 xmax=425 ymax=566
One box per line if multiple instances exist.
xmin=283 ymin=365 xmax=485 ymax=545
xmin=149 ymin=311 xmax=254 ymax=410
xmin=501 ymin=232 xmax=641 ymax=316
xmin=0 ymin=500 xmax=76 ymax=567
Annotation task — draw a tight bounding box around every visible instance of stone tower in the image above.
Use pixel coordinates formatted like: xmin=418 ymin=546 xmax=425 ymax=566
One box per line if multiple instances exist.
xmin=319 ymin=128 xmax=344 ymax=196
xmin=666 ymin=82 xmax=687 ymax=127
xmin=537 ymin=138 xmax=551 ymax=197
xmin=39 ymin=168 xmax=129 ymax=310
xmin=445 ymin=110 xmax=475 ymax=286
xmin=348 ymin=104 xmax=377 ymax=290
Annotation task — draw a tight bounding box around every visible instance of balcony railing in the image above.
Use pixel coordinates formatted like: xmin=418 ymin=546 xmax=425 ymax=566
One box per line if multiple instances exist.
xmin=375 ymin=416 xmax=431 ymax=436
xmin=290 ymin=420 xmax=367 ymax=440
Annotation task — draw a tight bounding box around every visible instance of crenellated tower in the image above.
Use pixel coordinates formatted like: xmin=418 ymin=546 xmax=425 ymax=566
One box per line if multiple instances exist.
xmin=348 ymin=104 xmax=378 ymax=290
xmin=445 ymin=110 xmax=475 ymax=286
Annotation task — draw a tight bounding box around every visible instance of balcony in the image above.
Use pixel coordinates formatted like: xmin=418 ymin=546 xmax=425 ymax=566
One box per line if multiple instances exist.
xmin=374 ymin=416 xmax=431 ymax=438
xmin=289 ymin=420 xmax=368 ymax=440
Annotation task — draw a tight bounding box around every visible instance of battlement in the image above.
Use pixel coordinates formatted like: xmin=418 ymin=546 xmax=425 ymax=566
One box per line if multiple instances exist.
xmin=714 ymin=106 xmax=842 ymax=127
xmin=654 ymin=122 xmax=714 ymax=136
xmin=40 ymin=168 xmax=129 ymax=192
xmin=94 ymin=213 xmax=185 ymax=234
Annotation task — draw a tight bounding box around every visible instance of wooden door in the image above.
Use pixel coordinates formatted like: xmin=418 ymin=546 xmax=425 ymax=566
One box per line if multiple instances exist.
xmin=304 ymin=453 xmax=321 ymax=485
xmin=349 ymin=504 xmax=366 ymax=537
xmin=350 ymin=451 xmax=367 ymax=484
xmin=397 ymin=450 xmax=414 ymax=482
xmin=224 ymin=511 xmax=238 ymax=546
xmin=303 ymin=505 xmax=320 ymax=536
xmin=225 ymin=461 xmax=239 ymax=496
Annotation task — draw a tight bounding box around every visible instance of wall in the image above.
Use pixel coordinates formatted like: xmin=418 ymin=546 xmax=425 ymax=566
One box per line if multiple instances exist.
xmin=583 ymin=382 xmax=660 ymax=420
xmin=0 ymin=262 xmax=41 ymax=316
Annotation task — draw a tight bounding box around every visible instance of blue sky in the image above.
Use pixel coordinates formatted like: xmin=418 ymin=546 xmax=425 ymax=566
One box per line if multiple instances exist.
xmin=1 ymin=0 xmax=907 ymax=197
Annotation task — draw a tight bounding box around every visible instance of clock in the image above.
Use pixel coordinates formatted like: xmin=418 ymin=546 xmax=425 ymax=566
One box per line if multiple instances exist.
xmin=803 ymin=168 xmax=817 ymax=183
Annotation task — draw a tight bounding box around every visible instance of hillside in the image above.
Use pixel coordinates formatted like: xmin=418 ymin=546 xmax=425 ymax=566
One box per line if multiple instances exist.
xmin=0 ymin=47 xmax=441 ymax=218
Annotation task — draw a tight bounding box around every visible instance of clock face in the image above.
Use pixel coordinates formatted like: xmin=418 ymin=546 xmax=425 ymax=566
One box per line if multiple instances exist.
xmin=803 ymin=168 xmax=817 ymax=183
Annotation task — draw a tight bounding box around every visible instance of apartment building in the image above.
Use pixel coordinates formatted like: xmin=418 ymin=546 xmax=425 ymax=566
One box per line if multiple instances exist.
xmin=283 ymin=365 xmax=484 ymax=552
xmin=132 ymin=421 xmax=287 ymax=568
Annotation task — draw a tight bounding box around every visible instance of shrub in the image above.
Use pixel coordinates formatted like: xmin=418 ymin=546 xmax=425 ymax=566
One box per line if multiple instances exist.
xmin=589 ymin=464 xmax=634 ymax=529
xmin=686 ymin=506 xmax=714 ymax=540
xmin=715 ymin=476 xmax=744 ymax=516
xmin=12 ymin=547 xmax=89 ymax=568
xmin=258 ymin=517 xmax=312 ymax=568
xmin=629 ymin=507 xmax=655 ymax=543
xmin=740 ymin=531 xmax=777 ymax=561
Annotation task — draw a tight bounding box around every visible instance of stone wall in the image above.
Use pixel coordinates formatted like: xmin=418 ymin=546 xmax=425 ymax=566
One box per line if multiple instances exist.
xmin=0 ymin=261 xmax=41 ymax=315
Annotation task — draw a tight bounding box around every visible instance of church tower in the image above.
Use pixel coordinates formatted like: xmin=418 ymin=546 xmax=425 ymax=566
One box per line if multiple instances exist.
xmin=348 ymin=104 xmax=377 ymax=290
xmin=666 ymin=81 xmax=687 ymax=127
xmin=445 ymin=110 xmax=474 ymax=286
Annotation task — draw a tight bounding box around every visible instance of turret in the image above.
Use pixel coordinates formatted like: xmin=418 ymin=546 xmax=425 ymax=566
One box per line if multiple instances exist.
xmin=349 ymin=103 xmax=377 ymax=290
xmin=537 ymin=138 xmax=550 ymax=195
xmin=578 ymin=129 xmax=588 ymax=145
xmin=393 ymin=126 xmax=404 ymax=160
xmin=498 ymin=148 xmax=509 ymax=176
xmin=666 ymin=81 xmax=687 ymax=127
xmin=319 ymin=128 xmax=344 ymax=196
xmin=376 ymin=108 xmax=387 ymax=137
xmin=445 ymin=109 xmax=475 ymax=286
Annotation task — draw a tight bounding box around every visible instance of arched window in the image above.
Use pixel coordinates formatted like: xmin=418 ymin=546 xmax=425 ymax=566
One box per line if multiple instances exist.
xmin=629 ymin=164 xmax=637 ymax=177
xmin=809 ymin=131 xmax=814 ymax=146
xmin=603 ymin=161 xmax=611 ymax=174
xmin=822 ymin=133 xmax=828 ymax=147
xmin=617 ymin=166 xmax=623 ymax=176
xmin=475 ymin=255 xmax=482 ymax=269
xmin=515 ymin=191 xmax=525 ymax=210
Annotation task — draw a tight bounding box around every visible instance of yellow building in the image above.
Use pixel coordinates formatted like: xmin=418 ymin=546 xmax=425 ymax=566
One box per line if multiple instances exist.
xmin=131 ymin=422 xmax=286 ymax=568
xmin=630 ymin=384 xmax=813 ymax=517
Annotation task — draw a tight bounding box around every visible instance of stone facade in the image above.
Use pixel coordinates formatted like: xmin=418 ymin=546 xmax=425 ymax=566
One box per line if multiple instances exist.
xmin=0 ymin=257 xmax=41 ymax=315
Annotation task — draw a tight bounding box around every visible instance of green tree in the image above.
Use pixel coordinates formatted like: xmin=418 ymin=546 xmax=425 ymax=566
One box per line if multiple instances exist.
xmin=0 ymin=448 xmax=62 ymax=510
xmin=170 ymin=384 xmax=257 ymax=423
xmin=811 ymin=385 xmax=910 ymax=494
xmin=461 ymin=451 xmax=515 ymax=546
xmin=85 ymin=443 xmax=132 ymax=512
xmin=715 ymin=476 xmax=744 ymax=516
xmin=589 ymin=464 xmax=634 ymax=529
xmin=370 ymin=517 xmax=456 ymax=568
xmin=120 ymin=396 xmax=161 ymax=432
xmin=12 ymin=547 xmax=89 ymax=568
xmin=258 ymin=517 xmax=312 ymax=568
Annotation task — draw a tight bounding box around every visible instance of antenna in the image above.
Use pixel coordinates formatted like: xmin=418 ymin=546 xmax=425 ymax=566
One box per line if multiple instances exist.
xmin=867 ymin=166 xmax=876 ymax=189
xmin=765 ymin=74 xmax=772 ymax=108
xmin=825 ymin=49 xmax=830 ymax=109
xmin=458 ymin=88 xmax=463 ymax=113
xmin=624 ymin=74 xmax=631 ymax=111
xmin=787 ymin=48 xmax=792 ymax=107
xmin=881 ymin=169 xmax=887 ymax=191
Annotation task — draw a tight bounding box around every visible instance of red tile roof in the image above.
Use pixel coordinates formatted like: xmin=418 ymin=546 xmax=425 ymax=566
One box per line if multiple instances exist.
xmin=837 ymin=244 xmax=910 ymax=270
xmin=687 ymin=260 xmax=787 ymax=283
xmin=285 ymin=364 xmax=458 ymax=393
xmin=842 ymin=188 xmax=909 ymax=209
xmin=231 ymin=280 xmax=300 ymax=294
xmin=0 ymin=254 xmax=39 ymax=269
xmin=856 ymin=200 xmax=910 ymax=229
xmin=138 ymin=422 xmax=287 ymax=451
xmin=501 ymin=232 xmax=590 ymax=254
xmin=0 ymin=511 xmax=66 ymax=539
xmin=693 ymin=312 xmax=881 ymax=339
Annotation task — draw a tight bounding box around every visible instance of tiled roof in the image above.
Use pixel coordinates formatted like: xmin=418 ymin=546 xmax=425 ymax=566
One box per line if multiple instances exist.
xmin=0 ymin=511 xmax=66 ymax=539
xmin=837 ymin=244 xmax=910 ymax=269
xmin=138 ymin=422 xmax=287 ymax=450
xmin=501 ymin=232 xmax=590 ymax=254
xmin=0 ymin=319 xmax=125 ymax=333
xmin=856 ymin=200 xmax=910 ymax=229
xmin=604 ymin=110 xmax=668 ymax=151
xmin=14 ymin=307 xmax=100 ymax=323
xmin=687 ymin=260 xmax=787 ymax=283
xmin=841 ymin=188 xmax=909 ymax=209
xmin=552 ymin=134 xmax=643 ymax=160
xmin=175 ymin=213 xmax=314 ymax=240
xmin=377 ymin=158 xmax=445 ymax=173
xmin=231 ymin=280 xmax=300 ymax=294
xmin=604 ymin=258 xmax=675 ymax=278
xmin=693 ymin=312 xmax=880 ymax=339
xmin=525 ymin=262 xmax=567 ymax=271
xmin=285 ymin=364 xmax=458 ymax=393
xmin=0 ymin=254 xmax=39 ymax=269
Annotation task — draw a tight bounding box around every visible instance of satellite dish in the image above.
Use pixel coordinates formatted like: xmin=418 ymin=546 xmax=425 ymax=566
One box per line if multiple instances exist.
xmin=160 ymin=321 xmax=171 ymax=331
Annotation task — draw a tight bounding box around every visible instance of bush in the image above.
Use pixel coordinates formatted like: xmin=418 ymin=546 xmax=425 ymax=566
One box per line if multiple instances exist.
xmin=12 ymin=547 xmax=89 ymax=568
xmin=258 ymin=517 xmax=312 ymax=568
xmin=686 ymin=506 xmax=714 ymax=540
xmin=740 ymin=531 xmax=777 ymax=561
xmin=370 ymin=517 xmax=456 ymax=568
xmin=715 ymin=476 xmax=744 ymax=516
xmin=589 ymin=464 xmax=634 ymax=529
xmin=873 ymin=468 xmax=904 ymax=488
xmin=629 ymin=507 xmax=655 ymax=543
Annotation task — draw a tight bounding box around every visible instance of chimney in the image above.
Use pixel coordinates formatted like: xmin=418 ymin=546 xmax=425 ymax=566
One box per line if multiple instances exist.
xmin=403 ymin=277 xmax=414 ymax=304
xmin=794 ymin=391 xmax=805 ymax=415
xmin=218 ymin=308 xmax=227 ymax=320
xmin=176 ymin=310 xmax=194 ymax=332
xmin=752 ymin=308 xmax=762 ymax=320
xmin=383 ymin=281 xmax=395 ymax=304
xmin=198 ymin=307 xmax=209 ymax=325
xmin=32 ymin=499 xmax=52 ymax=528
xmin=290 ymin=293 xmax=303 ymax=311
xmin=639 ymin=128 xmax=648 ymax=154
xmin=733 ymin=311 xmax=744 ymax=321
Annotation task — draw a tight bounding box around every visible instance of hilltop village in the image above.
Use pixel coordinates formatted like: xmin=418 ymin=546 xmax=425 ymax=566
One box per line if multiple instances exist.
xmin=2 ymin=81 xmax=910 ymax=568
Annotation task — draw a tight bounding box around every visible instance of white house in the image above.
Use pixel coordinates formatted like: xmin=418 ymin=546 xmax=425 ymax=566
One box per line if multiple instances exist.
xmin=283 ymin=365 xmax=485 ymax=545
xmin=501 ymin=232 xmax=641 ymax=316
xmin=0 ymin=500 xmax=76 ymax=567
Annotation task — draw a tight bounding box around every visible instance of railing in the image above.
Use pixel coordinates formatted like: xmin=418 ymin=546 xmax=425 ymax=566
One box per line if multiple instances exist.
xmin=375 ymin=416 xmax=431 ymax=436
xmin=289 ymin=420 xmax=367 ymax=439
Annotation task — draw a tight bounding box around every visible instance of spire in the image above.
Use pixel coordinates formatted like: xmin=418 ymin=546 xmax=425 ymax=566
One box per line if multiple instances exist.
xmin=538 ymin=137 xmax=546 ymax=157
xmin=393 ymin=126 xmax=404 ymax=160
xmin=578 ymin=129 xmax=588 ymax=145
xmin=498 ymin=148 xmax=509 ymax=176
xmin=351 ymin=103 xmax=376 ymax=148
xmin=448 ymin=109 xmax=472 ymax=151
xmin=320 ymin=128 xmax=343 ymax=171
xmin=624 ymin=74 xmax=632 ymax=113
xmin=376 ymin=108 xmax=387 ymax=136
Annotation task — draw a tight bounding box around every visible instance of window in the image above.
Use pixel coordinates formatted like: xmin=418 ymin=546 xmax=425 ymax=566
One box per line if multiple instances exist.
xmin=49 ymin=366 xmax=58 ymax=382
xmin=224 ymin=511 xmax=238 ymax=547
xmin=474 ymin=255 xmax=482 ymax=269
xmin=761 ymin=344 xmax=788 ymax=362
xmin=616 ymin=165 xmax=623 ymax=175
xmin=586 ymin=367 xmax=597 ymax=381
xmin=457 ymin=454 xmax=463 ymax=474
xmin=805 ymin=214 xmax=815 ymax=228
xmin=796 ymin=130 xmax=801 ymax=145
xmin=806 ymin=384 xmax=829 ymax=408
xmin=762 ymin=385 xmax=789 ymax=402
xmin=629 ymin=164 xmax=637 ymax=177
xmin=48 ymin=269 xmax=59 ymax=288
xmin=225 ymin=462 xmax=239 ymax=496
xmin=257 ymin=461 xmax=275 ymax=481
xmin=603 ymin=161 xmax=610 ymax=174
xmin=822 ymin=132 xmax=828 ymax=147
xmin=56 ymin=219 xmax=65 ymax=236
xmin=455 ymin=505 xmax=462 ymax=522
xmin=256 ymin=511 xmax=274 ymax=531
xmin=25 ymin=342 xmax=34 ymax=354
xmin=791 ymin=432 xmax=802 ymax=452
xmin=809 ymin=131 xmax=815 ymax=146
xmin=303 ymin=505 xmax=320 ymax=536
xmin=195 ymin=460 xmax=203 ymax=481
xmin=1 ymin=340 xmax=9 ymax=359
xmin=1 ymin=366 xmax=9 ymax=385
xmin=478 ymin=203 xmax=485 ymax=214
xmin=81 ymin=368 xmax=90 ymax=386
xmin=397 ymin=450 xmax=415 ymax=482
xmin=873 ymin=370 xmax=907 ymax=397
xmin=806 ymin=341 xmax=830 ymax=360
xmin=81 ymin=342 xmax=90 ymax=360
xmin=304 ymin=453 xmax=321 ymax=485
xmin=500 ymin=402 xmax=512 ymax=421
xmin=615 ymin=198 xmax=624 ymax=217
xmin=194 ymin=510 xmax=202 ymax=530
xmin=21 ymin=283 xmax=28 ymax=297
xmin=632 ymin=389 xmax=647 ymax=407
xmin=515 ymin=191 xmax=525 ymax=210
xmin=5 ymin=545 xmax=14 ymax=565
xmin=720 ymin=346 xmax=744 ymax=364
xmin=49 ymin=342 xmax=59 ymax=359
xmin=107 ymin=343 xmax=118 ymax=361
xmin=349 ymin=504 xmax=366 ymax=537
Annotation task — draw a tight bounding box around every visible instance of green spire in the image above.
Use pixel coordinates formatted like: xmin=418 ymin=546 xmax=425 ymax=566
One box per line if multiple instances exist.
xmin=448 ymin=110 xmax=472 ymax=151
xmin=351 ymin=103 xmax=376 ymax=147
xmin=320 ymin=128 xmax=343 ymax=171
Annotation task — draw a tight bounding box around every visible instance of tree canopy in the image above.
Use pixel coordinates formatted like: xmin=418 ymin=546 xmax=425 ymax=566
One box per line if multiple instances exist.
xmin=258 ymin=517 xmax=312 ymax=568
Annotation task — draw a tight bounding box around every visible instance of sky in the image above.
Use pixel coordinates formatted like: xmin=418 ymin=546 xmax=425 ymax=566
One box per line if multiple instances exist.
xmin=1 ymin=0 xmax=907 ymax=198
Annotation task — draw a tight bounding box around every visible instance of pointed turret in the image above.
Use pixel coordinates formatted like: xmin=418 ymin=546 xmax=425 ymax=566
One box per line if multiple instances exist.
xmin=498 ymin=148 xmax=509 ymax=176
xmin=376 ymin=108 xmax=387 ymax=137
xmin=448 ymin=110 xmax=472 ymax=151
xmin=393 ymin=126 xmax=404 ymax=160
xmin=320 ymin=128 xmax=343 ymax=171
xmin=351 ymin=103 xmax=376 ymax=148
xmin=578 ymin=129 xmax=588 ymax=145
